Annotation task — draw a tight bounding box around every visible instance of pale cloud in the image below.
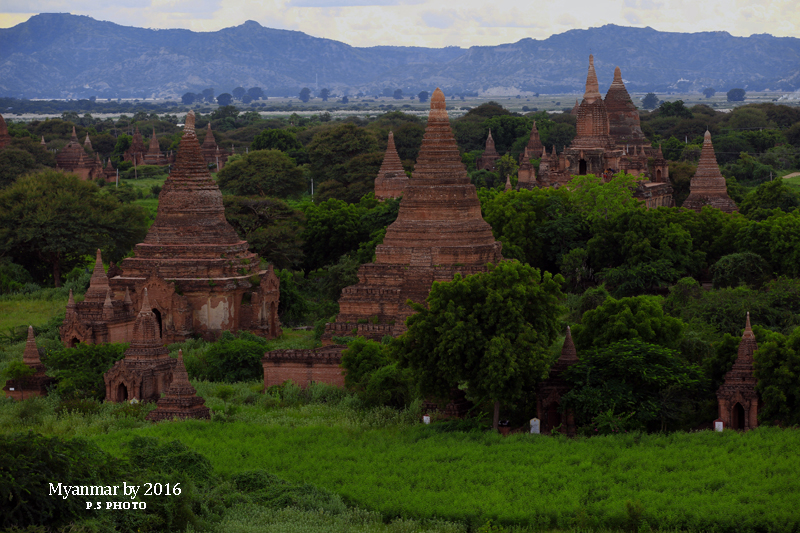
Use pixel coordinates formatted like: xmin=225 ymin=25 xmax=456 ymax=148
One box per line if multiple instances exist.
xmin=0 ymin=0 xmax=798 ymax=47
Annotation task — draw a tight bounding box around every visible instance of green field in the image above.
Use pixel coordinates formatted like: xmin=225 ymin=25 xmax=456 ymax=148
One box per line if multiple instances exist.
xmin=0 ymin=295 xmax=67 ymax=332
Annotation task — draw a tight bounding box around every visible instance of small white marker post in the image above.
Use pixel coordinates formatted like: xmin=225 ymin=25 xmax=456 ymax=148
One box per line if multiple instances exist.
xmin=714 ymin=419 xmax=724 ymax=432
xmin=530 ymin=418 xmax=540 ymax=434
xmin=423 ymin=415 xmax=430 ymax=425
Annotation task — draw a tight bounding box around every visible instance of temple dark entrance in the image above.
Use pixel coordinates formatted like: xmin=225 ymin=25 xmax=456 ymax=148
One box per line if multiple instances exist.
xmin=579 ymin=159 xmax=587 ymax=175
xmin=117 ymin=383 xmax=128 ymax=402
xmin=546 ymin=402 xmax=562 ymax=432
xmin=733 ymin=402 xmax=745 ymax=429
xmin=152 ymin=308 xmax=162 ymax=338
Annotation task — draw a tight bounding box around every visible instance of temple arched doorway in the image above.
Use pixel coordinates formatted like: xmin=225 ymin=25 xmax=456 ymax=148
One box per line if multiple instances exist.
xmin=117 ymin=383 xmax=128 ymax=402
xmin=732 ymin=402 xmax=745 ymax=430
xmin=656 ymin=168 xmax=662 ymax=181
xmin=152 ymin=308 xmax=162 ymax=338
xmin=546 ymin=402 xmax=561 ymax=432
xmin=69 ymin=337 xmax=80 ymax=348
xmin=578 ymin=159 xmax=587 ymax=175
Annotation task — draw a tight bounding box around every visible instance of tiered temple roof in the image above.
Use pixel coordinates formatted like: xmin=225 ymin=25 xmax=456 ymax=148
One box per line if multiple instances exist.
xmin=124 ymin=128 xmax=147 ymax=165
xmin=143 ymin=128 xmax=169 ymax=166
xmin=324 ymin=88 xmax=502 ymax=341
xmin=373 ymin=131 xmax=408 ymax=200
xmin=605 ymin=66 xmax=648 ymax=149
xmin=200 ymin=123 xmax=229 ymax=170
xmin=682 ymin=131 xmax=737 ymax=213
xmin=520 ymin=121 xmax=544 ymax=163
xmin=55 ymin=127 xmax=100 ymax=179
xmin=572 ymin=55 xmax=614 ymax=150
xmin=476 ymin=129 xmax=501 ymax=171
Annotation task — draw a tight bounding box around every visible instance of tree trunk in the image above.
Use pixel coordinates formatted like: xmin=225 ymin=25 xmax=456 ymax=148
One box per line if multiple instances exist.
xmin=493 ymin=400 xmax=500 ymax=430
xmin=52 ymin=256 xmax=62 ymax=288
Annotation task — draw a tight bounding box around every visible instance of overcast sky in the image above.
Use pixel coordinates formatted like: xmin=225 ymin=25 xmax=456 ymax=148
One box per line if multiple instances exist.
xmin=0 ymin=0 xmax=797 ymax=48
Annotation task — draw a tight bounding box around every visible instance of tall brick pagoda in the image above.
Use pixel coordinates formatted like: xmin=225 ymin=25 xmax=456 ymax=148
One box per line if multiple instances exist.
xmin=325 ymin=88 xmax=503 ymax=341
xmin=716 ymin=313 xmax=760 ymax=430
xmin=536 ymin=326 xmax=579 ymax=435
xmin=105 ymin=289 xmax=177 ymax=402
xmin=2 ymin=326 xmax=55 ymax=400
xmin=123 ymin=128 xmax=148 ymax=165
xmin=146 ymin=350 xmax=210 ymax=421
xmin=682 ymin=130 xmax=738 ymax=213
xmin=476 ymin=129 xmax=501 ymax=171
xmin=62 ymin=111 xmax=280 ymax=345
xmin=373 ymin=131 xmax=408 ymax=200
xmin=605 ymin=67 xmax=648 ymax=150
xmin=519 ymin=121 xmax=544 ymax=165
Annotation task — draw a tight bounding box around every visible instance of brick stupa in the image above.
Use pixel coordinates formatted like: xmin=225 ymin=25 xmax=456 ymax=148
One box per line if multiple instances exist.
xmin=62 ymin=111 xmax=280 ymax=345
xmin=325 ymin=88 xmax=503 ymax=340
xmin=123 ymin=128 xmax=148 ymax=166
xmin=682 ymin=130 xmax=738 ymax=213
xmin=2 ymin=326 xmax=55 ymax=400
xmin=536 ymin=326 xmax=579 ymax=435
xmin=201 ymin=123 xmax=229 ymax=170
xmin=146 ymin=350 xmax=210 ymax=421
xmin=143 ymin=128 xmax=169 ymax=166
xmin=520 ymin=121 xmax=544 ymax=164
xmin=605 ymin=66 xmax=648 ymax=150
xmin=716 ymin=313 xmax=760 ymax=430
xmin=55 ymin=126 xmax=101 ymax=180
xmin=476 ymin=129 xmax=501 ymax=171
xmin=373 ymin=131 xmax=408 ymax=200
xmin=0 ymin=113 xmax=11 ymax=149
xmin=104 ymin=289 xmax=177 ymax=402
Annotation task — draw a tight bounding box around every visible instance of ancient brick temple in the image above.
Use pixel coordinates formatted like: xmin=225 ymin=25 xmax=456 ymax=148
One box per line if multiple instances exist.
xmin=476 ymin=130 xmax=500 ymax=171
xmin=55 ymin=127 xmax=101 ymax=180
xmin=520 ymin=121 xmax=544 ymax=165
xmin=534 ymin=57 xmax=672 ymax=208
xmin=716 ymin=313 xmax=761 ymax=430
xmin=105 ymin=289 xmax=177 ymax=403
xmin=61 ymin=111 xmax=280 ymax=345
xmin=123 ymin=128 xmax=148 ymax=165
xmin=262 ymin=344 xmax=348 ymax=388
xmin=536 ymin=326 xmax=579 ymax=435
xmin=146 ymin=349 xmax=210 ymax=421
xmin=326 ymin=88 xmax=503 ymax=341
xmin=373 ymin=131 xmax=408 ymax=200
xmin=2 ymin=326 xmax=55 ymax=400
xmin=200 ymin=123 xmax=229 ymax=170
xmin=143 ymin=128 xmax=169 ymax=166
xmin=682 ymin=130 xmax=738 ymax=213
xmin=0 ymin=113 xmax=11 ymax=149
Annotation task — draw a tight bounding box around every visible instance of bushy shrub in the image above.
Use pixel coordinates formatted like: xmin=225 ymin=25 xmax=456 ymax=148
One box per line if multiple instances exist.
xmin=45 ymin=343 xmax=127 ymax=400
xmin=199 ymin=331 xmax=270 ymax=382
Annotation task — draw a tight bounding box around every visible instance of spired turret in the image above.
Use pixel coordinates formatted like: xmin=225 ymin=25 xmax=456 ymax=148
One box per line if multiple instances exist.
xmin=476 ymin=129 xmax=501 ymax=171
xmin=716 ymin=313 xmax=760 ymax=429
xmin=572 ymin=55 xmax=613 ymax=150
xmin=682 ymin=131 xmax=737 ymax=213
xmin=373 ymin=131 xmax=408 ymax=200
xmin=2 ymin=326 xmax=55 ymax=400
xmin=146 ymin=350 xmax=210 ymax=421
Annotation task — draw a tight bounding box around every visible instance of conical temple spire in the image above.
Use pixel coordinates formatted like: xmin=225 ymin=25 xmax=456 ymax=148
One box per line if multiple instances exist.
xmin=139 ymin=287 xmax=151 ymax=315
xmin=84 ymin=249 xmax=111 ymax=302
xmin=168 ymin=349 xmax=193 ymax=392
xmin=203 ymin=122 xmax=216 ymax=147
xmin=743 ymin=312 xmax=754 ymax=338
xmin=67 ymin=289 xmax=75 ymax=307
xmin=124 ymin=287 xmax=132 ymax=306
xmin=374 ymin=130 xmax=408 ymax=200
xmin=683 ymin=130 xmax=737 ymax=213
xmin=583 ymin=55 xmax=602 ymax=103
xmin=22 ymin=326 xmax=42 ymax=367
xmin=148 ymin=128 xmax=160 ymax=153
xmin=185 ymin=110 xmax=196 ymax=132
xmin=560 ymin=326 xmax=578 ymax=364
xmin=734 ymin=312 xmax=758 ymax=364
xmin=41 ymin=136 xmax=46 ymax=145
xmin=70 ymin=126 xmax=79 ymax=141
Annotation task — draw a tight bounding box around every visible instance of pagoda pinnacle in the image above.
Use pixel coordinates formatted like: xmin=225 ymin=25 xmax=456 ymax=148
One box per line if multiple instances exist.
xmin=584 ymin=55 xmax=602 ymax=103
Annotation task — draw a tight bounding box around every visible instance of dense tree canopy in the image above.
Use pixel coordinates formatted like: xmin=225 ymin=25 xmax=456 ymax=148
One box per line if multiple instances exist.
xmin=217 ymin=149 xmax=306 ymax=198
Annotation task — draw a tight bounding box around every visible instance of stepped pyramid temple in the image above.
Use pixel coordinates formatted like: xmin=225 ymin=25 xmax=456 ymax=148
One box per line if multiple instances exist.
xmin=0 ymin=113 xmax=11 ymax=149
xmin=373 ymin=131 xmax=408 ymax=200
xmin=264 ymin=89 xmax=503 ymax=388
xmin=143 ymin=128 xmax=169 ymax=166
xmin=682 ymin=130 xmax=738 ymax=213
xmin=716 ymin=313 xmax=761 ymax=430
xmin=536 ymin=326 xmax=579 ymax=435
xmin=123 ymin=128 xmax=148 ymax=165
xmin=146 ymin=350 xmax=210 ymax=421
xmin=201 ymin=123 xmax=229 ymax=170
xmin=476 ymin=130 xmax=500 ymax=171
xmin=524 ymin=57 xmax=672 ymax=208
xmin=55 ymin=127 xmax=102 ymax=180
xmin=104 ymin=289 xmax=177 ymax=402
xmin=2 ymin=326 xmax=55 ymax=400
xmin=61 ymin=111 xmax=280 ymax=346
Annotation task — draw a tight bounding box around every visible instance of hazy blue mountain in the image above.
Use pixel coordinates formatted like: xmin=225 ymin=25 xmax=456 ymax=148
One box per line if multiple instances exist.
xmin=1 ymin=13 xmax=798 ymax=99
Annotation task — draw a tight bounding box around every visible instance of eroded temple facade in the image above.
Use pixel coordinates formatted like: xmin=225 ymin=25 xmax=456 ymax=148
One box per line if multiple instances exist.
xmin=716 ymin=313 xmax=760 ymax=430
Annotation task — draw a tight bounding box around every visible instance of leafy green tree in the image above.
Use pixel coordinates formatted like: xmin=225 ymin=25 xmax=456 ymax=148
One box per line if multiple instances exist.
xmin=711 ymin=252 xmax=771 ymax=289
xmin=703 ymin=88 xmax=716 ymax=98
xmin=46 ymin=343 xmax=127 ymax=400
xmin=417 ymin=91 xmax=429 ymax=103
xmin=395 ymin=260 xmax=565 ymax=429
xmin=658 ymin=100 xmax=693 ymax=119
xmin=319 ymin=88 xmax=330 ymax=101
xmin=299 ymin=87 xmax=312 ymax=102
xmin=223 ymin=196 xmax=305 ymax=270
xmin=197 ymin=331 xmax=269 ymax=382
xmin=393 ymin=89 xmax=403 ymax=100
xmin=275 ymin=268 xmax=310 ymax=326
xmin=217 ymin=149 xmax=306 ymax=198
xmin=573 ymin=295 xmax=685 ymax=351
xmin=247 ymin=87 xmax=264 ymax=100
xmin=341 ymin=337 xmax=413 ymax=407
xmin=495 ymin=153 xmax=518 ymax=186
xmin=754 ymin=326 xmax=800 ymax=425
xmin=251 ymin=129 xmax=306 ymax=163
xmin=0 ymin=148 xmax=38 ymax=188
xmin=202 ymin=88 xmax=215 ymax=103
xmin=738 ymin=179 xmax=800 ymax=219
xmin=3 ymin=361 xmax=36 ymax=400
xmin=569 ymin=173 xmax=640 ymax=225
xmin=642 ymin=93 xmax=659 ymax=109
xmin=216 ymin=93 xmax=233 ymax=106
xmin=727 ymin=88 xmax=746 ymax=102
xmin=0 ymin=171 xmax=148 ymax=286
xmin=561 ymin=339 xmax=705 ymax=432
xmin=232 ymin=87 xmax=246 ymax=100
xmin=540 ymin=122 xmax=576 ymax=153
xmin=307 ymin=123 xmax=379 ymax=203
xmin=737 ymin=210 xmax=800 ymax=278
xmin=181 ymin=92 xmax=196 ymax=105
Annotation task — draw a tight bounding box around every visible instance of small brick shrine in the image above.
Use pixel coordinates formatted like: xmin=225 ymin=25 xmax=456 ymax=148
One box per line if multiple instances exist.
xmin=682 ymin=130 xmax=738 ymax=213
xmin=373 ymin=131 xmax=408 ymax=200
xmin=536 ymin=326 xmax=579 ymax=435
xmin=55 ymin=126 xmax=102 ymax=180
xmin=716 ymin=313 xmax=761 ymax=430
xmin=104 ymin=289 xmax=177 ymax=403
xmin=2 ymin=326 xmax=55 ymax=400
xmin=476 ymin=130 xmax=501 ymax=171
xmin=146 ymin=349 xmax=210 ymax=421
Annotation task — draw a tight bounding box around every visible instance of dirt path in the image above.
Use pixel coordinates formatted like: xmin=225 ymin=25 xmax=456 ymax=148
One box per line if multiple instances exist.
xmin=782 ymin=172 xmax=800 ymax=179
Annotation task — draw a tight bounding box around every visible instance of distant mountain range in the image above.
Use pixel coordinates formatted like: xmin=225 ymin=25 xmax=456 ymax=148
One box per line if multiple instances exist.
xmin=1 ymin=13 xmax=799 ymax=99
